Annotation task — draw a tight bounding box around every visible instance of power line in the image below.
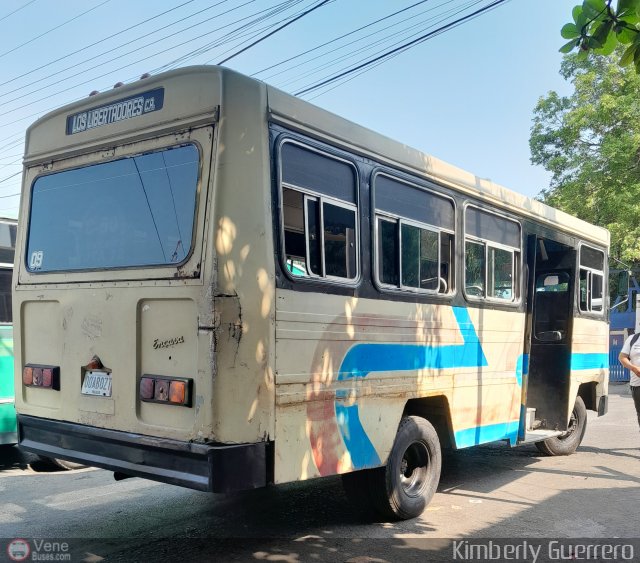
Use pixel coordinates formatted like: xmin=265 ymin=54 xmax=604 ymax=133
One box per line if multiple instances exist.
xmin=0 ymin=0 xmax=307 ymax=119
xmin=252 ymin=0 xmax=431 ymax=77
xmin=295 ymin=0 xmax=509 ymax=96
xmin=155 ymin=0 xmax=303 ymax=73
xmin=0 ymin=0 xmax=37 ymax=24
xmin=272 ymin=0 xmax=476 ymax=89
xmin=218 ymin=0 xmax=331 ymax=64
xmin=0 ymin=0 xmax=198 ymax=90
xmin=0 ymin=172 xmax=21 ymax=186
xmin=0 ymin=0 xmax=236 ymax=102
xmin=0 ymin=0 xmax=111 ymax=60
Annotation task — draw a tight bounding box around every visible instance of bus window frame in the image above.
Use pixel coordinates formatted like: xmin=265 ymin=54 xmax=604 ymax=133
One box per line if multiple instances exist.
xmin=276 ymin=136 xmax=361 ymax=288
xmin=371 ymin=169 xmax=457 ymax=299
xmin=374 ymin=212 xmax=454 ymax=296
xmin=462 ymin=202 xmax=522 ymax=307
xmin=18 ymin=127 xmax=212 ymax=285
xmin=577 ymin=241 xmax=606 ymax=317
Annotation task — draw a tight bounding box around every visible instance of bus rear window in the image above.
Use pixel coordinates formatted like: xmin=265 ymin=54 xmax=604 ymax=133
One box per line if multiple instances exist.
xmin=26 ymin=144 xmax=199 ymax=272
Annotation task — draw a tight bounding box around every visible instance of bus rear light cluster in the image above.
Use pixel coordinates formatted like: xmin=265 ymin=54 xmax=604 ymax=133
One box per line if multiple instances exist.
xmin=139 ymin=375 xmax=192 ymax=407
xmin=23 ymin=364 xmax=60 ymax=390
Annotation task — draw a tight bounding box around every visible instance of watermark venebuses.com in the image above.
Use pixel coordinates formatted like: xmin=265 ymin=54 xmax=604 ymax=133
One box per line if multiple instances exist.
xmin=452 ymin=540 xmax=634 ymax=562
xmin=6 ymin=539 xmax=71 ymax=562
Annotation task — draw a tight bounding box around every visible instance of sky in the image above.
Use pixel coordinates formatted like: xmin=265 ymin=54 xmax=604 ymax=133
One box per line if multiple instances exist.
xmin=0 ymin=0 xmax=577 ymax=220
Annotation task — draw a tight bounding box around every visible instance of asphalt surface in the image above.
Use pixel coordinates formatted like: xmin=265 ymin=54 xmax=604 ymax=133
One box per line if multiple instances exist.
xmin=0 ymin=384 xmax=638 ymax=562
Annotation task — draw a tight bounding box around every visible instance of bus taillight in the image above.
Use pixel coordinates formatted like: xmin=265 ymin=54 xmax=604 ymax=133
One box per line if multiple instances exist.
xmin=139 ymin=375 xmax=192 ymax=407
xmin=23 ymin=365 xmax=60 ymax=390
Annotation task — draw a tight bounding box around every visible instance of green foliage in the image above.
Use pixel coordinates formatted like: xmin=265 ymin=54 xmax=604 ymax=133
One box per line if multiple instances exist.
xmin=562 ymin=0 xmax=640 ymax=70
xmin=530 ymin=50 xmax=640 ymax=262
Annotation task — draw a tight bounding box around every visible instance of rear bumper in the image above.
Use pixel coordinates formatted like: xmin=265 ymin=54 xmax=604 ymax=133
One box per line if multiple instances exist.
xmin=18 ymin=415 xmax=272 ymax=493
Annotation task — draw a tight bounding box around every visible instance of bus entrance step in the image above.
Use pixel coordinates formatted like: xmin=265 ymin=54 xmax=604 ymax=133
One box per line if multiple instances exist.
xmin=519 ymin=429 xmax=563 ymax=445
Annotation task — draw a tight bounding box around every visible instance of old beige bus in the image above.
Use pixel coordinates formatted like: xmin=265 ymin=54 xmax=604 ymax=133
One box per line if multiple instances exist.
xmin=14 ymin=66 xmax=609 ymax=520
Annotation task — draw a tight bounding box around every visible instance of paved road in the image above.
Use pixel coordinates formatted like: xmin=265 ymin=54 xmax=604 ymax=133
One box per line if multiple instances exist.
xmin=0 ymin=385 xmax=638 ymax=561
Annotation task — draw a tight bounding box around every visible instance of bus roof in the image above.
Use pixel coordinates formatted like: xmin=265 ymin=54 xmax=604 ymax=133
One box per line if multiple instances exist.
xmin=23 ymin=65 xmax=609 ymax=248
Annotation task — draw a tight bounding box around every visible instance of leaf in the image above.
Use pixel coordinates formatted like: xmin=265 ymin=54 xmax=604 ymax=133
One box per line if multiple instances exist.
xmin=560 ymin=38 xmax=580 ymax=53
xmin=584 ymin=0 xmax=606 ymax=10
xmin=582 ymin=2 xmax=602 ymax=20
xmin=561 ymin=22 xmax=580 ymax=39
xmin=588 ymin=36 xmax=604 ymax=48
xmin=596 ymin=30 xmax=618 ymax=55
xmin=572 ymin=4 xmax=583 ymax=22
xmin=617 ymin=26 xmax=638 ymax=43
xmin=619 ymin=44 xmax=636 ymax=66
xmin=592 ymin=19 xmax=613 ymax=43
xmin=620 ymin=12 xmax=640 ymax=25
xmin=573 ymin=4 xmax=588 ymax=28
xmin=618 ymin=0 xmax=640 ymax=17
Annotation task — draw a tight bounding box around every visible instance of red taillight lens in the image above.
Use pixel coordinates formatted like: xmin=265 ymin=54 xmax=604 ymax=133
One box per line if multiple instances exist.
xmin=139 ymin=377 xmax=155 ymax=400
xmin=22 ymin=366 xmax=33 ymax=385
xmin=23 ymin=364 xmax=60 ymax=390
xmin=140 ymin=375 xmax=191 ymax=407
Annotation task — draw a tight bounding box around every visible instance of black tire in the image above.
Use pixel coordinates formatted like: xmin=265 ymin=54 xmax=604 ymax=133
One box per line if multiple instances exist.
xmin=535 ymin=396 xmax=587 ymax=456
xmin=369 ymin=415 xmax=442 ymax=520
xmin=30 ymin=456 xmax=86 ymax=471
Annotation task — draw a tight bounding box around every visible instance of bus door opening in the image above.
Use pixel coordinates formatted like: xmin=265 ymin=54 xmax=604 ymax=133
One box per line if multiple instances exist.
xmin=524 ymin=237 xmax=576 ymax=435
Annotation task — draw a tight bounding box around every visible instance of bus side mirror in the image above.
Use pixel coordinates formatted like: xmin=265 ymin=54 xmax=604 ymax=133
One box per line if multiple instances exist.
xmin=618 ymin=270 xmax=630 ymax=297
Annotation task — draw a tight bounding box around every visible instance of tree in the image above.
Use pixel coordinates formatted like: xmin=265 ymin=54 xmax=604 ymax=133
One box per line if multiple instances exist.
xmin=561 ymin=0 xmax=640 ymax=71
xmin=530 ymin=50 xmax=640 ymax=262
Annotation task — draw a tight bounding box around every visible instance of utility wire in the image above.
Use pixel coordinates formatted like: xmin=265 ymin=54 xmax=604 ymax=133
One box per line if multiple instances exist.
xmin=274 ymin=0 xmax=478 ymax=89
xmin=0 ymin=0 xmax=198 ymax=90
xmin=0 ymin=0 xmax=111 ymax=60
xmin=218 ymin=0 xmax=331 ymax=64
xmin=295 ymin=0 xmax=508 ymax=96
xmin=155 ymin=0 xmax=303 ymax=73
xmin=0 ymin=1 xmax=306 ymax=147
xmin=0 ymin=0 xmax=293 ymax=112
xmin=0 ymin=172 xmax=21 ymax=186
xmin=0 ymin=0 xmax=37 ymax=24
xmin=0 ymin=0 xmax=236 ymax=101
xmin=252 ymin=0 xmax=430 ymax=77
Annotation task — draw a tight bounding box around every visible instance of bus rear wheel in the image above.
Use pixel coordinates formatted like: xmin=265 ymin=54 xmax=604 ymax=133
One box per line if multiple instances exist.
xmin=535 ymin=396 xmax=587 ymax=456
xmin=342 ymin=415 xmax=441 ymax=521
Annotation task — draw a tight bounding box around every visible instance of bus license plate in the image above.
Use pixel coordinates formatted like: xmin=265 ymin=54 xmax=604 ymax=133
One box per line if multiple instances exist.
xmin=81 ymin=371 xmax=112 ymax=397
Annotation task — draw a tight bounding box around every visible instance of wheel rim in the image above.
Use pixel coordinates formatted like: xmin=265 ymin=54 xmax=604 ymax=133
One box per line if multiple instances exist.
xmin=559 ymin=409 xmax=578 ymax=441
xmin=399 ymin=441 xmax=430 ymax=497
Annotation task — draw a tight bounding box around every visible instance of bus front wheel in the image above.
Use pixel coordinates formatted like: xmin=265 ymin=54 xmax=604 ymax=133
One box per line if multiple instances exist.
xmin=535 ymin=396 xmax=587 ymax=456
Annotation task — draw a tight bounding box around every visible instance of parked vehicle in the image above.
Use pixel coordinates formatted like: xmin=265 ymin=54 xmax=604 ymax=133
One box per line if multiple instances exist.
xmin=14 ymin=66 xmax=608 ymax=519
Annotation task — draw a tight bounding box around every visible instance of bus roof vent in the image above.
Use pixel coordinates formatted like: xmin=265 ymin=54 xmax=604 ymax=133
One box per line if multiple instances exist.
xmin=140 ymin=73 xmax=150 ymax=80
xmin=113 ymin=82 xmax=124 ymax=89
xmin=88 ymin=90 xmax=99 ymax=96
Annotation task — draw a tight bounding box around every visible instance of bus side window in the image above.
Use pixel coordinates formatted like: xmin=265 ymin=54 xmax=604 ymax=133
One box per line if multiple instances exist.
xmin=578 ymin=245 xmax=605 ymax=313
xmin=464 ymin=206 xmax=521 ymax=302
xmin=280 ymin=141 xmax=358 ymax=281
xmin=374 ymin=173 xmax=454 ymax=295
xmin=282 ymin=188 xmax=308 ymax=276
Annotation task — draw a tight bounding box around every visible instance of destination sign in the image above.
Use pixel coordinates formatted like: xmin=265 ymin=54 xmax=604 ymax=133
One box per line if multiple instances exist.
xmin=66 ymin=87 xmax=165 ymax=135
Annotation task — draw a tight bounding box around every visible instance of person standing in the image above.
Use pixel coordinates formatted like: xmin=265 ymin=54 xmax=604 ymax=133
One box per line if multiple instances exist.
xmin=618 ymin=333 xmax=640 ymax=430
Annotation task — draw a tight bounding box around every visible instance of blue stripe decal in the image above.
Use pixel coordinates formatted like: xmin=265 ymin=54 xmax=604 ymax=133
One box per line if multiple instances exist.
xmin=454 ymin=421 xmax=519 ymax=449
xmin=570 ymin=353 xmax=608 ymax=370
xmin=515 ymin=353 xmax=528 ymax=388
xmin=335 ymin=307 xmax=488 ymax=469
